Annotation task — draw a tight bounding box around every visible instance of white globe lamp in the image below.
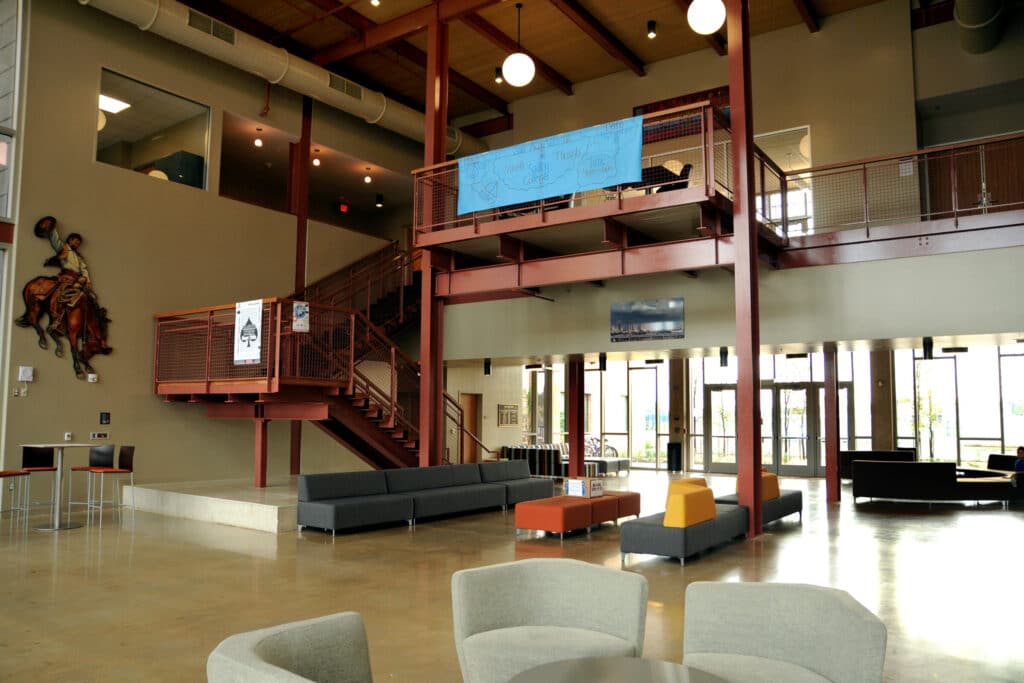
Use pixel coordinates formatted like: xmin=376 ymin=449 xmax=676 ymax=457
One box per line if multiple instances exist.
xmin=687 ymin=0 xmax=726 ymax=36
xmin=502 ymin=52 xmax=535 ymax=88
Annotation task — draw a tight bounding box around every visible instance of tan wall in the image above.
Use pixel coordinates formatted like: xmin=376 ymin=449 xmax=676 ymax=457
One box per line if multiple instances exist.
xmin=0 ymin=3 xmax=382 ymax=484
xmin=486 ymin=0 xmax=917 ymax=167
xmin=445 ymin=364 xmax=524 ymax=452
xmin=913 ymin=8 xmax=1024 ymax=101
xmin=443 ymin=246 xmax=1024 ymax=360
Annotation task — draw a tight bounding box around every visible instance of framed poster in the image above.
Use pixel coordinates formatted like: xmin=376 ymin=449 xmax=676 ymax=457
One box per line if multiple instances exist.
xmin=610 ymin=297 xmax=685 ymax=343
xmin=497 ymin=404 xmax=519 ymax=427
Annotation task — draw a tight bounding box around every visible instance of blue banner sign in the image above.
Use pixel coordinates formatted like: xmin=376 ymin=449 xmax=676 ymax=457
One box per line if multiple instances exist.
xmin=457 ymin=117 xmax=643 ymax=216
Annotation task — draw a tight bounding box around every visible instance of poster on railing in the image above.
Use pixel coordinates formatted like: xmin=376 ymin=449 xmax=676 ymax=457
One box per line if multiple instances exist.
xmin=456 ymin=116 xmax=643 ymax=216
xmin=234 ymin=299 xmax=263 ymax=365
xmin=292 ymin=301 xmax=310 ymax=333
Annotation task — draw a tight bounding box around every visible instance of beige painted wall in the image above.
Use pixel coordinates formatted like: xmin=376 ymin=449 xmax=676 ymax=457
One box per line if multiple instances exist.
xmin=443 ymin=246 xmax=1024 ymax=361
xmin=913 ymin=7 xmax=1024 ymax=101
xmin=486 ymin=0 xmax=918 ymax=167
xmin=444 ymin=365 xmax=524 ymax=452
xmin=0 ymin=3 xmax=384 ymax=485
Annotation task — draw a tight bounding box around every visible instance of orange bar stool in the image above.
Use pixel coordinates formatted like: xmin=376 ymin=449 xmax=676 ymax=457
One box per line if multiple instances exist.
xmin=22 ymin=446 xmax=57 ymax=511
xmin=91 ymin=446 xmax=135 ymax=518
xmin=66 ymin=444 xmax=114 ymax=518
xmin=0 ymin=470 xmax=30 ymax=518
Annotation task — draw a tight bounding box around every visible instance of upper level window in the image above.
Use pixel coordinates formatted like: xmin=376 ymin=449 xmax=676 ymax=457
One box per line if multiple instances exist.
xmin=96 ymin=69 xmax=209 ymax=189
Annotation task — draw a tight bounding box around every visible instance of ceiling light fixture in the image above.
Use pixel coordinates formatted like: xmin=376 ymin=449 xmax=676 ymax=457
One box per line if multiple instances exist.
xmin=647 ymin=20 xmax=657 ymax=39
xmin=254 ymin=127 xmax=263 ymax=148
xmin=502 ymin=3 xmax=535 ymax=87
xmin=375 ymin=193 xmax=384 ymax=208
xmin=495 ymin=67 xmax=504 ymax=84
xmin=98 ymin=94 xmax=131 ymax=113
xmin=97 ymin=110 xmax=107 ymax=132
xmin=687 ymin=0 xmax=726 ymax=36
xmin=364 ymin=167 xmax=372 ymax=183
xmin=370 ymin=0 xmax=380 ymax=6
xmin=312 ymin=148 xmax=321 ymax=167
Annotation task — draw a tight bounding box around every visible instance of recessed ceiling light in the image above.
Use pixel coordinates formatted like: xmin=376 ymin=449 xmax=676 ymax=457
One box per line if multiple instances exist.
xmin=312 ymin=148 xmax=321 ymax=166
xmin=370 ymin=0 xmax=380 ymax=6
xmin=364 ymin=167 xmax=372 ymax=183
xmin=254 ymin=127 xmax=263 ymax=148
xmin=99 ymin=94 xmax=131 ymax=113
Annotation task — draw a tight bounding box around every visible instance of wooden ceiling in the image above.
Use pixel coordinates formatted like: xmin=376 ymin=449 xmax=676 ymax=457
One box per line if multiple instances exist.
xmin=183 ymin=0 xmax=885 ymax=121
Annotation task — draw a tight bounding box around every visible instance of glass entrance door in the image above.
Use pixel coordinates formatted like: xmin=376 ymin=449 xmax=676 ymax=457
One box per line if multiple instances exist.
xmin=628 ymin=367 xmax=659 ymax=468
xmin=915 ymin=357 xmax=958 ymax=462
xmin=776 ymin=385 xmax=812 ymax=476
xmin=704 ymin=386 xmax=737 ymax=473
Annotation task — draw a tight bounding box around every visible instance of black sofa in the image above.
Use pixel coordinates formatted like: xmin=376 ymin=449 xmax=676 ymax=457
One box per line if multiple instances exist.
xmin=851 ymin=460 xmax=1021 ymax=504
xmin=839 ymin=450 xmax=916 ymax=480
xmin=298 ymin=461 xmax=553 ymax=535
xmin=988 ymin=453 xmax=1018 ymax=472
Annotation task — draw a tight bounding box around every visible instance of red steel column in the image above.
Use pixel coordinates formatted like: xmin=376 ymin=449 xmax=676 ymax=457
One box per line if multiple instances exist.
xmin=727 ymin=0 xmax=762 ymax=537
xmin=419 ymin=15 xmax=450 ymax=467
xmin=566 ymin=355 xmax=585 ymax=478
xmin=254 ymin=417 xmax=269 ymax=488
xmin=288 ymin=96 xmax=313 ymax=476
xmin=823 ymin=342 xmax=841 ymax=502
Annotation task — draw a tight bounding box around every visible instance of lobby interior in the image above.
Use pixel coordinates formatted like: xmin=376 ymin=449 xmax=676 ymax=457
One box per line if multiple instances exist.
xmin=2 ymin=1 xmax=1023 ymax=682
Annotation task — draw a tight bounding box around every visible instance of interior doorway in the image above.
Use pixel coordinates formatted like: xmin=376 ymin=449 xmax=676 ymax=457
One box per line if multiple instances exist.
xmin=459 ymin=393 xmax=482 ymax=463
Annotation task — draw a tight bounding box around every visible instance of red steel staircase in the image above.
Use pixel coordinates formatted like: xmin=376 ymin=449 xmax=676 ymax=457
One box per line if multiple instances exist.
xmin=154 ymin=243 xmax=475 ymax=478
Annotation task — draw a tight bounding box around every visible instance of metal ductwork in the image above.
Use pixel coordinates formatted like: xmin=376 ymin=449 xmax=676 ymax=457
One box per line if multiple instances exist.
xmin=954 ymin=0 xmax=1005 ymax=54
xmin=78 ymin=0 xmax=487 ymax=156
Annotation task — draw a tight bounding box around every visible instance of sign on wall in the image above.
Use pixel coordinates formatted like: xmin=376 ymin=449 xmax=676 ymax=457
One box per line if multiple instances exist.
xmin=234 ymin=299 xmax=263 ymax=365
xmin=292 ymin=301 xmax=310 ymax=333
xmin=497 ymin=404 xmax=519 ymax=427
xmin=610 ymin=298 xmax=685 ymax=343
xmin=457 ymin=117 xmax=643 ymax=215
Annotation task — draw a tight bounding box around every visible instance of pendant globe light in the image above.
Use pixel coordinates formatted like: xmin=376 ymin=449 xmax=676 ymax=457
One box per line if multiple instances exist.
xmin=687 ymin=0 xmax=726 ymax=36
xmin=502 ymin=3 xmax=535 ymax=87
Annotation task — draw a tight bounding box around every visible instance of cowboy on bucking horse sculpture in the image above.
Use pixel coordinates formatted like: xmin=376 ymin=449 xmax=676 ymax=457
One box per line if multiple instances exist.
xmin=16 ymin=216 xmax=112 ymax=378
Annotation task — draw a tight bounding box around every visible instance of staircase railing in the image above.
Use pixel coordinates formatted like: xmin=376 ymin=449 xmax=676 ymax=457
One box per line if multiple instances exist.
xmin=442 ymin=391 xmax=495 ymax=464
xmin=299 ymin=241 xmax=418 ymax=333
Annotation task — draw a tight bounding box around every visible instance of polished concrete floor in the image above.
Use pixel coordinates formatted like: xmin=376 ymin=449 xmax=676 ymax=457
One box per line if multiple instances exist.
xmin=1 ymin=471 xmax=1021 ymax=682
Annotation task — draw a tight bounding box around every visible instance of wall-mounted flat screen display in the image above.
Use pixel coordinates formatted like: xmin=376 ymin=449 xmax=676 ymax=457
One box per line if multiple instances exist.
xmin=610 ymin=298 xmax=685 ymax=343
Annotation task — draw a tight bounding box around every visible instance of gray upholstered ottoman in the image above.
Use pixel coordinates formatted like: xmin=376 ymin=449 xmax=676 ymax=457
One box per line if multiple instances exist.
xmin=620 ymin=504 xmax=748 ymax=564
xmin=714 ymin=490 xmax=802 ymax=525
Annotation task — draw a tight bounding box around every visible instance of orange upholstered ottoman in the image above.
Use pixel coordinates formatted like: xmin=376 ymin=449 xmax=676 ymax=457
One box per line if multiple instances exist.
xmin=515 ymin=496 xmax=592 ymax=538
xmin=588 ymin=495 xmax=620 ymax=525
xmin=602 ymin=490 xmax=641 ymax=519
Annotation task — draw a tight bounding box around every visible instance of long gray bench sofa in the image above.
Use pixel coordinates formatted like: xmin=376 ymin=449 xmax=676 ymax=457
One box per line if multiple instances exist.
xmin=298 ymin=461 xmax=553 ymax=535
xmin=620 ymin=504 xmax=749 ymax=565
xmin=714 ymin=490 xmax=803 ymax=525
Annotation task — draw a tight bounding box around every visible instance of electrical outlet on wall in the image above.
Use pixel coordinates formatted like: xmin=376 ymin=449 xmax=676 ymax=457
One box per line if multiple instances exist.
xmin=64 ymin=432 xmax=72 ymax=441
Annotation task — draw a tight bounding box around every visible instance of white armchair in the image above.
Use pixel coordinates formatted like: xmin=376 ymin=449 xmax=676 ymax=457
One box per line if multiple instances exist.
xmin=683 ymin=582 xmax=887 ymax=683
xmin=207 ymin=612 xmax=373 ymax=683
xmin=451 ymin=558 xmax=648 ymax=683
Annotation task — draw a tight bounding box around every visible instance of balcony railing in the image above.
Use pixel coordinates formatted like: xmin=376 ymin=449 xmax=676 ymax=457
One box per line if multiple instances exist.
xmin=781 ymin=132 xmax=1024 ymax=236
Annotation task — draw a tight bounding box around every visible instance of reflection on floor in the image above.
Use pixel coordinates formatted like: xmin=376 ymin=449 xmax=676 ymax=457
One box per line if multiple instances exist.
xmin=1 ymin=470 xmax=1021 ymax=682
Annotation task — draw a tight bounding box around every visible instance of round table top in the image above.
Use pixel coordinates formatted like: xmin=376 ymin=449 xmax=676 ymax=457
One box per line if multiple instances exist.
xmin=508 ymin=657 xmax=727 ymax=683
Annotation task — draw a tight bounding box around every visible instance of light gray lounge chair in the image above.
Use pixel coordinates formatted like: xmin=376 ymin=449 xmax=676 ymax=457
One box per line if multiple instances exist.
xmin=207 ymin=611 xmax=373 ymax=683
xmin=451 ymin=558 xmax=648 ymax=683
xmin=684 ymin=582 xmax=887 ymax=683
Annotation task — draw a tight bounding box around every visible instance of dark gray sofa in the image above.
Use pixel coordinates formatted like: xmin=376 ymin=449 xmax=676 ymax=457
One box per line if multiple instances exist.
xmin=620 ymin=504 xmax=749 ymax=565
xmin=714 ymin=490 xmax=802 ymax=525
xmin=839 ymin=450 xmax=915 ymax=479
xmin=298 ymin=461 xmax=552 ymax=535
xmin=385 ymin=464 xmax=506 ymax=520
xmin=851 ymin=460 xmax=1021 ymax=504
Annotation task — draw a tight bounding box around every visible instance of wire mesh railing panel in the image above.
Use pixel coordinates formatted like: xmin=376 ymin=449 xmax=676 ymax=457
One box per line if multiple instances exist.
xmin=155 ymin=318 xmax=210 ymax=382
xmin=277 ymin=305 xmax=353 ymax=383
xmin=864 ymin=158 xmax=923 ymax=227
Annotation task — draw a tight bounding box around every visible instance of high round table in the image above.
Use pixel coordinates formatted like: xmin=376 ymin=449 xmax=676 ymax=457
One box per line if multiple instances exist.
xmin=508 ymin=657 xmax=728 ymax=683
xmin=21 ymin=442 xmax=95 ymax=531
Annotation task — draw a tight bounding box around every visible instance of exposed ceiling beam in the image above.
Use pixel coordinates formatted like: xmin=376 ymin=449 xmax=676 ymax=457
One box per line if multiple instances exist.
xmin=313 ymin=0 xmax=502 ymax=64
xmin=548 ymin=0 xmax=645 ymax=77
xmin=602 ymin=218 xmax=657 ymax=249
xmin=792 ymin=0 xmax=820 ymax=33
xmin=304 ymin=0 xmax=509 ymax=114
xmin=461 ymin=113 xmax=514 ymax=137
xmin=461 ymin=13 xmax=574 ymax=96
xmin=387 ymin=42 xmax=509 ymax=115
xmin=497 ymin=235 xmax=561 ymax=262
xmin=673 ymin=0 xmax=726 ymax=56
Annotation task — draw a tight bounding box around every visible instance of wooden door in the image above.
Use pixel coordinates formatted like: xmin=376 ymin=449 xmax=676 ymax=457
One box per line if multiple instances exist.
xmin=460 ymin=393 xmax=482 ymax=463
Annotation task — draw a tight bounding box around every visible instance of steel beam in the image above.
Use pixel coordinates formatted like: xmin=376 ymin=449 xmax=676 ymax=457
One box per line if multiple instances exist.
xmin=567 ymin=355 xmax=585 ymax=478
xmin=602 ymin=218 xmax=657 ymax=248
xmin=727 ymin=0 xmax=763 ymax=538
xmin=792 ymin=0 xmax=820 ymax=32
xmin=290 ymin=97 xmax=312 ymax=294
xmin=254 ymin=417 xmax=268 ymax=488
xmin=314 ymin=0 xmax=501 ymax=63
xmin=549 ymin=0 xmax=646 ymax=76
xmin=461 ymin=13 xmax=574 ymax=95
xmin=823 ymin=342 xmax=840 ymax=503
